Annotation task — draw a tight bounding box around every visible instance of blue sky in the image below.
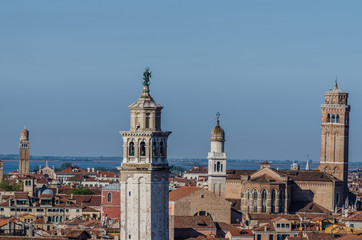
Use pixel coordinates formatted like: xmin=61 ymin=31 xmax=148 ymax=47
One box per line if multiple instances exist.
xmin=1 ymin=1 xmax=362 ymax=162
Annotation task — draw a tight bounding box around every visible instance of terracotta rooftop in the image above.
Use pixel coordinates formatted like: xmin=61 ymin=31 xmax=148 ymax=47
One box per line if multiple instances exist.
xmin=169 ymin=186 xmax=201 ymax=201
xmin=185 ymin=166 xmax=208 ymax=174
xmin=174 ymin=215 xmax=216 ymax=230
xmin=226 ymin=169 xmax=257 ymax=180
xmin=292 ymin=201 xmax=332 ymax=214
xmin=342 ymin=211 xmax=362 ymax=222
xmin=281 ymin=170 xmax=338 ymax=182
xmin=228 ymin=228 xmax=253 ymax=236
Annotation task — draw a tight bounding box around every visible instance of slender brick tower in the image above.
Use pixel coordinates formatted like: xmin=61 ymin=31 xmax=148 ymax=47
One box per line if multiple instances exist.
xmin=19 ymin=128 xmax=30 ymax=175
xmin=318 ymin=80 xmax=350 ymax=201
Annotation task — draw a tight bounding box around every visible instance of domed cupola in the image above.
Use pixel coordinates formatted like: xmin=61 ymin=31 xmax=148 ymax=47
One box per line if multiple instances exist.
xmin=211 ymin=113 xmax=225 ymax=142
xmin=20 ymin=128 xmax=29 ymax=141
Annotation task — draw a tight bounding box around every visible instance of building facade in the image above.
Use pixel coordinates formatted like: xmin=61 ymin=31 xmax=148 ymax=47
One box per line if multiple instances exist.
xmin=208 ymin=116 xmax=227 ymax=198
xmin=119 ymin=69 xmax=171 ymax=240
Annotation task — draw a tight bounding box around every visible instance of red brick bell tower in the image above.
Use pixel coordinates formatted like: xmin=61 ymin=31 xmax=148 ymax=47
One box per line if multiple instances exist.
xmin=318 ymin=80 xmax=350 ymax=201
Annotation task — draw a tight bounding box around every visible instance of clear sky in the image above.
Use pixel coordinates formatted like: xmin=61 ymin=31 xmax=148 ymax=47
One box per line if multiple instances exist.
xmin=1 ymin=1 xmax=362 ymax=163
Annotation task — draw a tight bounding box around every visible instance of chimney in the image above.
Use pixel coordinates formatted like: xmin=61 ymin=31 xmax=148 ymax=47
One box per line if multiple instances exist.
xmin=71 ymin=193 xmax=73 ymax=199
xmin=87 ymin=168 xmax=90 ymax=172
xmin=92 ymin=168 xmax=94 ymax=172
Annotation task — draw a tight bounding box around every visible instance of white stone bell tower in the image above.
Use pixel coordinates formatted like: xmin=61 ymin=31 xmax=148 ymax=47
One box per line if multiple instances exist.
xmin=208 ymin=113 xmax=227 ymax=198
xmin=119 ymin=68 xmax=171 ymax=240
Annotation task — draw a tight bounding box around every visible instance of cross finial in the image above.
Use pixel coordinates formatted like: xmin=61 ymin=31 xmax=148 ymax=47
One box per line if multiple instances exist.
xmin=335 ymin=76 xmax=338 ymax=89
xmin=215 ymin=112 xmax=220 ymax=126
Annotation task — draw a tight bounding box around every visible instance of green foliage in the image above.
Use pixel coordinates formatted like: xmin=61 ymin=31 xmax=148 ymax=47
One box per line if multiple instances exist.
xmin=0 ymin=181 xmax=22 ymax=191
xmin=66 ymin=187 xmax=95 ymax=195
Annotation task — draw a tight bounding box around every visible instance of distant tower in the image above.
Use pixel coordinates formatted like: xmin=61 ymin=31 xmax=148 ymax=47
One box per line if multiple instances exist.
xmin=0 ymin=160 xmax=3 ymax=181
xmin=318 ymin=80 xmax=350 ymax=200
xmin=306 ymin=155 xmax=310 ymax=171
xmin=290 ymin=161 xmax=299 ymax=170
xmin=119 ymin=68 xmax=171 ymax=240
xmin=208 ymin=113 xmax=227 ymax=198
xmin=19 ymin=128 xmax=30 ymax=175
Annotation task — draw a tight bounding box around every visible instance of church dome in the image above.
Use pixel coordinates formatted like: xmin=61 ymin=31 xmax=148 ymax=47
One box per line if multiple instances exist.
xmin=211 ymin=120 xmax=225 ymax=142
xmin=41 ymin=188 xmax=54 ymax=196
xmin=20 ymin=128 xmax=29 ymax=140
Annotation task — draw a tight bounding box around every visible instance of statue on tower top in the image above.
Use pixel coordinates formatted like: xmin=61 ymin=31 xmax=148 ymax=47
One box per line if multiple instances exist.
xmin=143 ymin=67 xmax=152 ymax=87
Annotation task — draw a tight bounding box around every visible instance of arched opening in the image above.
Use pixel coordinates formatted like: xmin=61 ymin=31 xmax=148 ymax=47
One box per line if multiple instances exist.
xmin=145 ymin=113 xmax=150 ymax=128
xmin=327 ymin=113 xmax=331 ymax=123
xmin=129 ymin=142 xmax=134 ymax=157
xmin=271 ymin=189 xmax=276 ymax=213
xmin=332 ymin=113 xmax=336 ymax=123
xmin=336 ymin=114 xmax=340 ymax=123
xmin=194 ymin=211 xmax=212 ymax=220
xmin=140 ymin=142 xmax=146 ymax=156
xmin=160 ymin=141 xmax=164 ymax=157
xmin=247 ymin=189 xmax=250 ymax=212
xmin=221 ymin=164 xmax=223 ymax=172
xmin=217 ymin=162 xmax=220 ymax=172
xmin=279 ymin=189 xmax=285 ymax=213
xmin=336 ymin=192 xmax=340 ymax=206
xmin=214 ymin=163 xmax=216 ymax=172
xmin=253 ymin=190 xmax=258 ymax=213
xmin=107 ymin=192 xmax=112 ymax=203
xmin=262 ymin=189 xmax=267 ymax=213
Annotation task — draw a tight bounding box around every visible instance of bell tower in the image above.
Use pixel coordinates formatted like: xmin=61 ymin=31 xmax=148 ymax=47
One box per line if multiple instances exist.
xmin=19 ymin=128 xmax=30 ymax=175
xmin=318 ymin=80 xmax=350 ymax=200
xmin=119 ymin=68 xmax=171 ymax=240
xmin=208 ymin=113 xmax=227 ymax=198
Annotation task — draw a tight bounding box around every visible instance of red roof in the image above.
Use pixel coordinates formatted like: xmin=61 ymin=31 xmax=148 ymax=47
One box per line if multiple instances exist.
xmin=169 ymin=187 xmax=201 ymax=201
xmin=228 ymin=228 xmax=254 ymax=236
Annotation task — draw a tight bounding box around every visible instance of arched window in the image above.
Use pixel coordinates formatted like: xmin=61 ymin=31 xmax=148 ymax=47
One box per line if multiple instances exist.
xmin=221 ymin=164 xmax=223 ymax=172
xmin=336 ymin=114 xmax=340 ymax=123
xmin=140 ymin=142 xmax=146 ymax=156
xmin=262 ymin=189 xmax=267 ymax=213
xmin=327 ymin=113 xmax=331 ymax=123
xmin=129 ymin=142 xmax=135 ymax=157
xmin=214 ymin=163 xmax=216 ymax=172
xmin=145 ymin=113 xmax=150 ymax=128
xmin=271 ymin=189 xmax=276 ymax=213
xmin=160 ymin=141 xmax=164 ymax=157
xmin=217 ymin=162 xmax=220 ymax=172
xmin=247 ymin=189 xmax=250 ymax=212
xmin=253 ymin=190 xmax=258 ymax=213
xmin=279 ymin=189 xmax=285 ymax=213
xmin=336 ymin=192 xmax=340 ymax=206
xmin=107 ymin=192 xmax=112 ymax=203
xmin=332 ymin=114 xmax=336 ymax=123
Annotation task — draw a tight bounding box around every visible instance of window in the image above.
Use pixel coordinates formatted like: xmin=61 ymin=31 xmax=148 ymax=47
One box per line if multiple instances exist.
xmin=76 ymin=209 xmax=80 ymax=212
xmin=247 ymin=190 xmax=250 ymax=212
xmin=336 ymin=114 xmax=340 ymax=123
xmin=327 ymin=113 xmax=331 ymax=123
xmin=271 ymin=189 xmax=276 ymax=213
xmin=145 ymin=113 xmax=150 ymax=128
xmin=286 ymin=223 xmax=290 ymax=228
xmin=160 ymin=141 xmax=164 ymax=157
xmin=262 ymin=189 xmax=267 ymax=213
xmin=0 ymin=208 xmax=3 ymax=211
xmin=277 ymin=223 xmax=280 ymax=228
xmin=279 ymin=189 xmax=285 ymax=213
xmin=217 ymin=162 xmax=220 ymax=172
xmin=129 ymin=191 xmax=131 ymax=196
xmin=201 ymin=195 xmax=204 ymax=198
xmin=332 ymin=113 xmax=336 ymax=123
xmin=350 ymin=224 xmax=355 ymax=228
xmin=140 ymin=142 xmax=146 ymax=156
xmin=281 ymin=223 xmax=285 ymax=228
xmin=257 ymin=234 xmax=261 ymax=240
xmin=107 ymin=192 xmax=112 ymax=202
xmin=269 ymin=235 xmax=274 ymax=240
xmin=129 ymin=142 xmax=135 ymax=157
xmin=253 ymin=190 xmax=258 ymax=213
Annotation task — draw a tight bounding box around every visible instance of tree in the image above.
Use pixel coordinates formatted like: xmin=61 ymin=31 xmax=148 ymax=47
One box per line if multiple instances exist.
xmin=66 ymin=187 xmax=95 ymax=195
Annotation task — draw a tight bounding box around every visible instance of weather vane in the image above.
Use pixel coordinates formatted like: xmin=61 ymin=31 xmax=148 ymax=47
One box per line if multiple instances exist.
xmin=215 ymin=112 xmax=221 ymax=125
xmin=143 ymin=67 xmax=152 ymax=87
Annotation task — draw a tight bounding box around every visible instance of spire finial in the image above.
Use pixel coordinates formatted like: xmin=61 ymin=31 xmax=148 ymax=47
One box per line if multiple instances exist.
xmin=215 ymin=112 xmax=221 ymax=126
xmin=335 ymin=76 xmax=338 ymax=89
